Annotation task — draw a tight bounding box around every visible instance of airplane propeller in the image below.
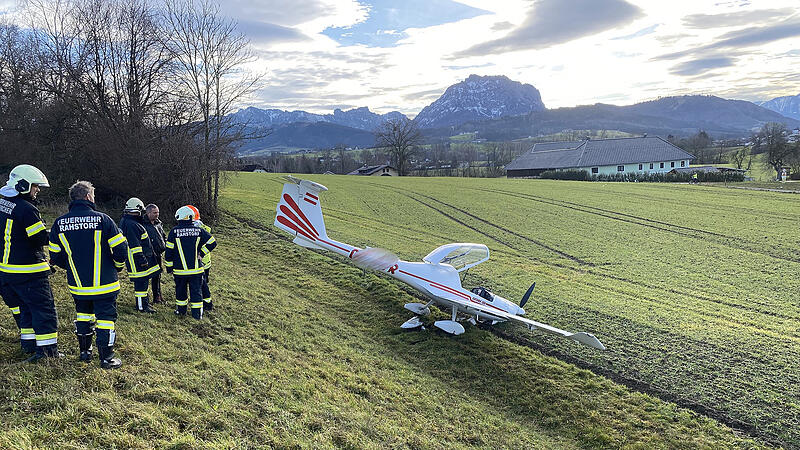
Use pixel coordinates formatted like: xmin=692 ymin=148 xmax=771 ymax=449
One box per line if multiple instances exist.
xmin=520 ymin=282 xmax=535 ymax=308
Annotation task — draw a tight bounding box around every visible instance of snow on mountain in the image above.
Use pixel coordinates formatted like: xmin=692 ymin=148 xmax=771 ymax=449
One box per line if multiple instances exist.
xmin=413 ymin=74 xmax=546 ymax=129
xmin=756 ymin=93 xmax=800 ymax=121
xmin=229 ymin=106 xmax=407 ymax=132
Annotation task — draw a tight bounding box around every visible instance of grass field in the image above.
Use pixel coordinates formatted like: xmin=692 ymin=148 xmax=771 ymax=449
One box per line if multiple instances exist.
xmin=1 ymin=174 xmax=796 ymax=448
xmin=223 ymin=174 xmax=799 ymax=447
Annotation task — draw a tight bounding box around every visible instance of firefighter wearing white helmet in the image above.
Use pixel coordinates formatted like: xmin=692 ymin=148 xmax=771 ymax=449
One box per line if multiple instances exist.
xmin=118 ymin=197 xmax=159 ymax=313
xmin=0 ymin=164 xmax=62 ymax=361
xmin=165 ymin=206 xmax=216 ymax=319
xmin=187 ymin=205 xmax=215 ymax=312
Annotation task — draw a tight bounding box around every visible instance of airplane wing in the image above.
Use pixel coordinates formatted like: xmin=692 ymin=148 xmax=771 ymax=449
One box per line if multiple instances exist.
xmin=425 ymin=287 xmax=606 ymax=350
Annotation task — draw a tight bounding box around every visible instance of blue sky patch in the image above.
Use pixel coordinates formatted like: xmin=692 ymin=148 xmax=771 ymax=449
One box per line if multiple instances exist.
xmin=323 ymin=0 xmax=489 ymax=47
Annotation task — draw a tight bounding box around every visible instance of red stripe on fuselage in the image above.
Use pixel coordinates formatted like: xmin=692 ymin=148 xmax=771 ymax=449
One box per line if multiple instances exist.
xmin=397 ymin=269 xmax=508 ymax=312
xmin=283 ymin=194 xmax=319 ymax=236
xmin=318 ymin=239 xmax=349 ymax=252
xmin=277 ymin=216 xmax=317 ymax=242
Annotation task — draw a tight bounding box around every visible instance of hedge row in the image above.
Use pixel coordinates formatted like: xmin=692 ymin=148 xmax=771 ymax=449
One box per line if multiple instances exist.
xmin=539 ymin=170 xmax=745 ymax=182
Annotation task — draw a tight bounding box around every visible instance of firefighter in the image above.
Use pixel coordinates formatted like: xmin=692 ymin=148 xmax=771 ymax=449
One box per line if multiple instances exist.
xmin=0 ymin=164 xmax=61 ymax=361
xmin=118 ymin=198 xmax=159 ymax=313
xmin=165 ymin=206 xmax=216 ymax=320
xmin=187 ymin=205 xmax=214 ymax=311
xmin=49 ymin=181 xmax=127 ymax=369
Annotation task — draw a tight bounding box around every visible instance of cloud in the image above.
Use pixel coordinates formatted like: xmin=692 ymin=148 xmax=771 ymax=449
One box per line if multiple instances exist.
xmin=611 ymin=24 xmax=659 ymax=40
xmin=682 ymin=8 xmax=796 ymax=29
xmin=453 ymin=0 xmax=643 ymax=57
xmin=322 ymin=0 xmax=489 ymax=48
xmin=669 ymin=56 xmax=736 ymax=76
xmin=655 ymin=19 xmax=800 ymax=60
xmin=442 ymin=62 xmax=494 ymax=70
xmin=491 ymin=21 xmax=513 ymax=31
xmin=236 ymin=21 xmax=309 ymax=45
xmin=219 ymin=0 xmax=360 ymax=27
xmin=402 ymin=87 xmax=446 ymax=102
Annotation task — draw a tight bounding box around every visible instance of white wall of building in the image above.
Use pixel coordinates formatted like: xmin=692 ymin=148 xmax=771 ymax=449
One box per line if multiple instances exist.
xmin=566 ymin=160 xmax=690 ymax=176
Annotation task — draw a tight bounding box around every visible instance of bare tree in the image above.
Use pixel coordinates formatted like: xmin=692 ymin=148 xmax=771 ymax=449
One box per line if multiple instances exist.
xmin=729 ymin=146 xmax=751 ymax=170
xmin=375 ymin=117 xmax=422 ymax=176
xmin=753 ymin=122 xmax=794 ymax=180
xmin=164 ymin=0 xmax=261 ymax=220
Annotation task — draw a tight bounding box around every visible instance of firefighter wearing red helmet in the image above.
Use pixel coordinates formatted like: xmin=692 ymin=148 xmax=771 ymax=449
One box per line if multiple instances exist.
xmin=165 ymin=206 xmax=216 ymax=319
xmin=186 ymin=205 xmax=214 ymax=311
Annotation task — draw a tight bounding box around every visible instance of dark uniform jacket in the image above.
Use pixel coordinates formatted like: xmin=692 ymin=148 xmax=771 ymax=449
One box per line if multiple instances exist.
xmin=165 ymin=221 xmax=216 ymax=276
xmin=143 ymin=220 xmax=166 ymax=255
xmin=0 ymin=195 xmax=50 ymax=281
xmin=49 ymin=200 xmax=129 ymax=297
xmin=118 ymin=214 xmax=158 ymax=279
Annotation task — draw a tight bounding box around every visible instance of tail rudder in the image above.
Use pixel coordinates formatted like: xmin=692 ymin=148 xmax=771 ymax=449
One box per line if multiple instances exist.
xmin=275 ymin=176 xmax=329 ymax=245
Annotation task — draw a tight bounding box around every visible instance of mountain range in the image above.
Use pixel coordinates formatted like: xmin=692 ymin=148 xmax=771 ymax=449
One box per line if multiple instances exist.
xmin=756 ymin=93 xmax=800 ymax=120
xmin=231 ymin=75 xmax=800 ymax=154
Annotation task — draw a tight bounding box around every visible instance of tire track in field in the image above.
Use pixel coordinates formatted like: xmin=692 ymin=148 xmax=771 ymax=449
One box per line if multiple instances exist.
xmin=222 ymin=210 xmax=794 ymax=448
xmin=365 ymin=184 xmax=799 ymax=321
xmin=486 ymin=322 xmax=791 ymax=449
xmin=477 ymin=187 xmax=800 ymax=265
xmin=480 ymin=187 xmax=731 ymax=238
xmin=366 ymin=182 xmax=595 ymax=266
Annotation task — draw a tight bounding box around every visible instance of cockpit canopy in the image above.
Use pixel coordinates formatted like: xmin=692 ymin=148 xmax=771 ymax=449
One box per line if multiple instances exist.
xmin=423 ymin=243 xmax=490 ymax=272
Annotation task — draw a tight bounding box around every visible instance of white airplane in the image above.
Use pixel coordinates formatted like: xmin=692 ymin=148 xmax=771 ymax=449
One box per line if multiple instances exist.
xmin=274 ymin=176 xmax=605 ymax=350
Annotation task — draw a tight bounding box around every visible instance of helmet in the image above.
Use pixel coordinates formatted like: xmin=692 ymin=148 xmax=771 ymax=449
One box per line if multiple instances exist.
xmin=175 ymin=205 xmax=196 ymax=221
xmin=5 ymin=164 xmax=49 ymax=194
xmin=124 ymin=197 xmax=145 ymax=214
xmin=187 ymin=205 xmax=200 ymax=221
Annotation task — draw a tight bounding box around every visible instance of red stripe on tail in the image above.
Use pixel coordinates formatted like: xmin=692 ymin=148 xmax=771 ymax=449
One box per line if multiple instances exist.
xmin=277 ymin=216 xmax=317 ymax=242
xmin=279 ymin=205 xmax=318 ymax=238
xmin=283 ymin=194 xmax=319 ymax=236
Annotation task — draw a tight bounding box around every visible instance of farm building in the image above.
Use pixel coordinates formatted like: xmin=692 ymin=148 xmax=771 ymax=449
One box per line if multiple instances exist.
xmin=347 ymin=164 xmax=398 ymax=176
xmin=240 ymin=164 xmax=267 ymax=173
xmin=506 ymin=136 xmax=695 ymax=178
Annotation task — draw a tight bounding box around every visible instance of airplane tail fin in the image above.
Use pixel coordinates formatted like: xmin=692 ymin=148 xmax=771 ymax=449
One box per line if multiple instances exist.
xmin=275 ymin=176 xmax=329 ymax=247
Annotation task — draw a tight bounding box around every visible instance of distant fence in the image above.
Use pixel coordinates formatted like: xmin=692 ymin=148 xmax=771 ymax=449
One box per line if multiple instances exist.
xmin=539 ymin=170 xmax=745 ymax=183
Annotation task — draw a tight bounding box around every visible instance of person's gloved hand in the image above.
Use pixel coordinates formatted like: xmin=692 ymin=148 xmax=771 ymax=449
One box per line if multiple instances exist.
xmin=166 ymin=266 xmax=172 ymax=274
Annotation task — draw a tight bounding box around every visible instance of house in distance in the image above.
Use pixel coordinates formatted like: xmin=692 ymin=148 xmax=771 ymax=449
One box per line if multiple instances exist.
xmin=505 ymin=136 xmax=694 ymax=178
xmin=347 ymin=164 xmax=398 ymax=176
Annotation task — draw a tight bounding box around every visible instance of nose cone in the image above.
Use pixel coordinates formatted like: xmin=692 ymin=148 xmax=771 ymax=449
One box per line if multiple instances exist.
xmin=517 ymin=306 xmax=526 ymax=316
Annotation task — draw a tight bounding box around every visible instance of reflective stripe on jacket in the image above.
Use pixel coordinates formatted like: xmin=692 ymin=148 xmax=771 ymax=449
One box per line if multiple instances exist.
xmin=165 ymin=221 xmax=216 ymax=276
xmin=118 ymin=214 xmax=157 ymax=278
xmin=49 ymin=200 xmax=129 ymax=297
xmin=0 ymin=195 xmax=50 ymax=279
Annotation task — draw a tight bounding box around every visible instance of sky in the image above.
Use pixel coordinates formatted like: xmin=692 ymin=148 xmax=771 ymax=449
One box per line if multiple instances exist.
xmin=3 ymin=0 xmax=799 ymax=116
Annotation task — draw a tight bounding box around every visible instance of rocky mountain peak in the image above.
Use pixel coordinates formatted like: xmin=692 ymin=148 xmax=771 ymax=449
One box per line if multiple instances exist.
xmin=414 ymin=75 xmax=546 ymax=129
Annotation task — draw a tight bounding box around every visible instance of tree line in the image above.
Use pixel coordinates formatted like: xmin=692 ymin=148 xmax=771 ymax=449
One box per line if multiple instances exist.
xmin=0 ymin=0 xmax=258 ymax=222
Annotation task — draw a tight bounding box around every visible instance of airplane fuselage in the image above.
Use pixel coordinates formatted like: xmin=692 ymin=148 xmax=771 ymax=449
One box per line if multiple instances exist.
xmin=311 ymin=236 xmax=523 ymax=322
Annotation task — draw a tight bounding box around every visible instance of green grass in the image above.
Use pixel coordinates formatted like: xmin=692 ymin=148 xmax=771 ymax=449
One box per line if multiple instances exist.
xmin=223 ymin=173 xmax=799 ymax=447
xmin=0 ymin=174 xmax=790 ymax=448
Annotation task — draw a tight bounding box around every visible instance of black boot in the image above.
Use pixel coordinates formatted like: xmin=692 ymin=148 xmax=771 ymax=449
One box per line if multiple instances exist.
xmin=175 ymin=304 xmax=187 ymax=316
xmin=98 ymin=345 xmax=122 ymax=369
xmin=74 ymin=320 xmax=95 ymax=362
xmin=77 ymin=333 xmax=94 ymax=362
xmin=191 ymin=304 xmax=203 ymax=320
xmin=136 ymin=296 xmax=156 ymax=313
xmin=203 ymin=300 xmax=213 ymax=312
xmin=26 ymin=344 xmax=64 ymax=363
